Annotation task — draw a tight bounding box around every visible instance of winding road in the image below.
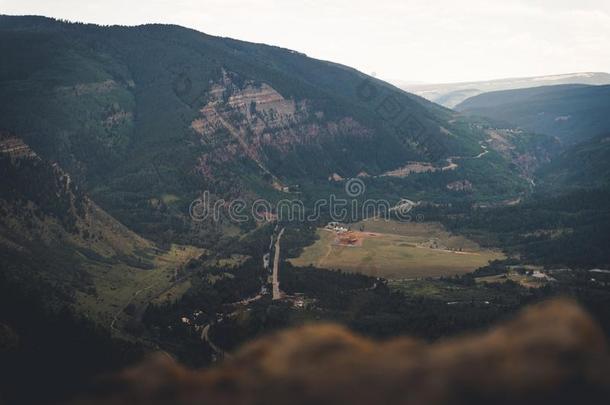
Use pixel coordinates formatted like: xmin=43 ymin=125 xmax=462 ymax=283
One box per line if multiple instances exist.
xmin=378 ymin=141 xmax=489 ymax=178
xmin=198 ymin=225 xmax=284 ymax=360
xmin=201 ymin=323 xmax=230 ymax=359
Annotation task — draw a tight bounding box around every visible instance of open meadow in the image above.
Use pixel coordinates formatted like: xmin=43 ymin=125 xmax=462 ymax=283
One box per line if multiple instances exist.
xmin=290 ymin=220 xmax=504 ymax=279
xmin=74 ymin=244 xmax=204 ymax=333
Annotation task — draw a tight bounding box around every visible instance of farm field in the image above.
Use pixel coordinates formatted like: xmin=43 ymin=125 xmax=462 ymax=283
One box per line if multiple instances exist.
xmin=290 ymin=220 xmax=505 ymax=279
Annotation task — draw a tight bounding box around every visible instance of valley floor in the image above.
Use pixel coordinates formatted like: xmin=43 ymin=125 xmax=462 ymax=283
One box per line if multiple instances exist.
xmin=74 ymin=244 xmax=204 ymax=335
xmin=290 ymin=220 xmax=504 ymax=279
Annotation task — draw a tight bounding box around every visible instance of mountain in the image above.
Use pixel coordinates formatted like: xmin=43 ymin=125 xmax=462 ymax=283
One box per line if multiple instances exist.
xmin=0 ymin=131 xmax=203 ymax=324
xmin=455 ymin=84 xmax=610 ymax=144
xmin=441 ymin=130 xmax=610 ymax=269
xmin=400 ymin=72 xmax=610 ymax=108
xmin=0 ymin=15 xmax=538 ymax=247
xmin=1 ymin=13 xmax=610 ymax=405
xmin=0 ymin=15 xmax=545 ymax=321
xmin=537 ymin=133 xmax=610 ymax=191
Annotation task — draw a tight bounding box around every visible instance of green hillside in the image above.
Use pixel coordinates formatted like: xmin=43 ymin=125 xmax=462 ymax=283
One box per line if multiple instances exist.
xmin=456 ymin=84 xmax=610 ymax=144
xmin=1 ymin=14 xmax=610 ymax=405
xmin=433 ymin=134 xmax=610 ymax=269
xmin=0 ymin=133 xmax=204 ymax=325
xmin=537 ymin=134 xmax=610 ymax=191
xmin=0 ymin=15 xmax=533 ymax=246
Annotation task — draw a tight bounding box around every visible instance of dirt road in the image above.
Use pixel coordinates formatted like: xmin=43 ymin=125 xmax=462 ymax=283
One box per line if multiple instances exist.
xmin=272 ymin=227 xmax=286 ymax=300
xmin=201 ymin=323 xmax=229 ymax=359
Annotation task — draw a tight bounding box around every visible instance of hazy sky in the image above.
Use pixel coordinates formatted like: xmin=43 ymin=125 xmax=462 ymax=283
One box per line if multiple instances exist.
xmin=2 ymin=0 xmax=609 ymax=83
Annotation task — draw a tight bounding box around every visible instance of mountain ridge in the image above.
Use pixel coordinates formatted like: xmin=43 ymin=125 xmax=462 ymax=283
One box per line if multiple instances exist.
xmin=0 ymin=14 xmax=536 ymax=247
xmin=455 ymin=84 xmax=610 ymax=145
xmin=400 ymin=72 xmax=610 ymax=108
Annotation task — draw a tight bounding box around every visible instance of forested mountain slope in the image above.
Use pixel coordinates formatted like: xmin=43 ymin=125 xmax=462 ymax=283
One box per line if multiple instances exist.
xmin=0 ymin=15 xmax=535 ymax=245
xmin=0 ymin=132 xmax=202 ymax=324
xmin=536 ymin=133 xmax=610 ymax=191
xmin=456 ymin=84 xmax=610 ymax=145
xmin=401 ymin=72 xmax=610 ymax=108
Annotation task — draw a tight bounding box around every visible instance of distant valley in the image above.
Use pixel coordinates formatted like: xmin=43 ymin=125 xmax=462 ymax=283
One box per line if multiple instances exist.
xmin=456 ymin=84 xmax=610 ymax=145
xmin=399 ymin=72 xmax=610 ymax=108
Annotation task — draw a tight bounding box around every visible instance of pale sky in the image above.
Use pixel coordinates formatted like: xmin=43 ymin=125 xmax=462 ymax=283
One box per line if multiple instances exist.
xmin=1 ymin=0 xmax=609 ymax=83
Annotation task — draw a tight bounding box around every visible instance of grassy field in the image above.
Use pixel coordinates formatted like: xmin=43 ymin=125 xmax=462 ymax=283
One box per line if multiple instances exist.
xmin=74 ymin=244 xmax=204 ymax=332
xmin=475 ymin=268 xmax=551 ymax=289
xmin=290 ymin=220 xmax=504 ymax=279
xmin=388 ymin=279 xmax=501 ymax=302
xmin=150 ymin=254 xmax=247 ymax=305
xmin=386 ymin=278 xmax=528 ymax=305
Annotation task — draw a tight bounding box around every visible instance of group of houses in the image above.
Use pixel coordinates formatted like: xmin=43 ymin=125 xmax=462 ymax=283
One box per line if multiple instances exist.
xmin=325 ymin=221 xmax=349 ymax=233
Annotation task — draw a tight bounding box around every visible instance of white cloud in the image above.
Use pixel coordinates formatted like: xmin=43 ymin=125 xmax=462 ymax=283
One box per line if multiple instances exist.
xmin=1 ymin=0 xmax=609 ymax=83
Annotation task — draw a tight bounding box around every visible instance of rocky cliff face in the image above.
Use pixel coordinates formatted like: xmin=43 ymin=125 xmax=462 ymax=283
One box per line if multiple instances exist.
xmin=0 ymin=134 xmax=38 ymax=160
xmin=191 ymin=71 xmax=372 ymax=184
xmin=75 ymin=299 xmax=609 ymax=405
xmin=0 ymin=133 xmax=152 ymax=258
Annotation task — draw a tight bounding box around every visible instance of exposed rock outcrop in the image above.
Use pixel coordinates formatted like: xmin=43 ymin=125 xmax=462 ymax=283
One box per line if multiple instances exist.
xmin=0 ymin=133 xmax=37 ymax=160
xmin=191 ymin=70 xmax=372 ymax=182
xmin=446 ymin=179 xmax=473 ymax=192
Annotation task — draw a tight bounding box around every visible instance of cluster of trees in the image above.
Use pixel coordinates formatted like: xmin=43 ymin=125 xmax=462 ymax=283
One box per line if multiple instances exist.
xmin=438 ymin=188 xmax=610 ymax=268
xmin=279 ymin=263 xmax=540 ymax=340
xmin=142 ymin=256 xmax=267 ymax=364
xmin=0 ymin=156 xmax=86 ymax=232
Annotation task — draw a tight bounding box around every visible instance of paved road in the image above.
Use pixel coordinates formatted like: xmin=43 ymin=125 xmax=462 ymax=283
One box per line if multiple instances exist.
xmin=272 ymin=227 xmax=285 ymax=300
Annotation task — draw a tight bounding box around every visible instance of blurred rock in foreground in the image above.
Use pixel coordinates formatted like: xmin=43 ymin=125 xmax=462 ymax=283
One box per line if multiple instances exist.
xmin=76 ymin=299 xmax=609 ymax=405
